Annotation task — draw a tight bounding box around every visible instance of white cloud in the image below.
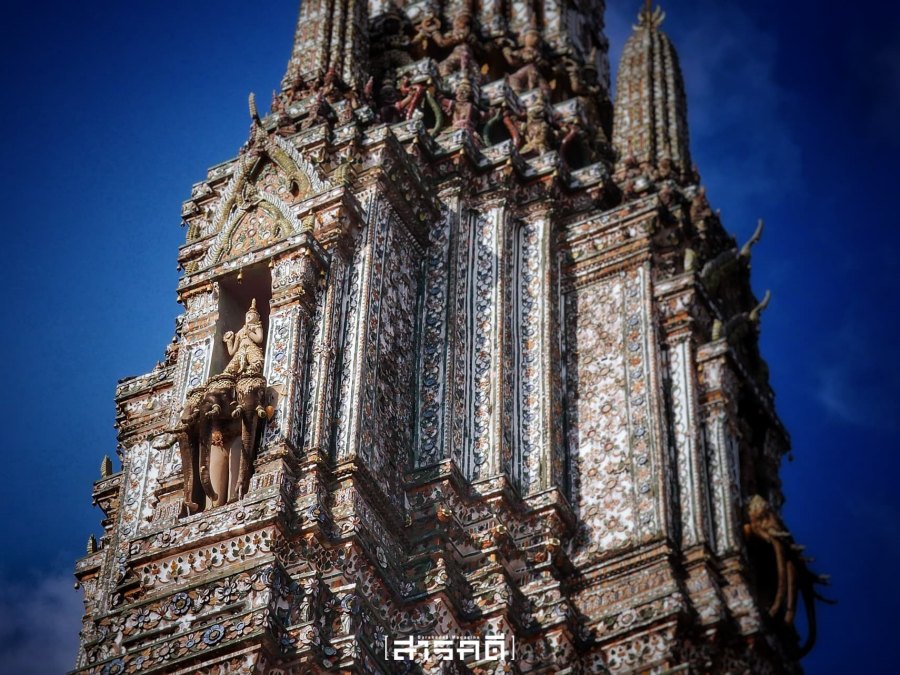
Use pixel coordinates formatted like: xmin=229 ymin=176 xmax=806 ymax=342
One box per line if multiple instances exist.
xmin=0 ymin=572 xmax=83 ymax=674
xmin=812 ymin=317 xmax=900 ymax=432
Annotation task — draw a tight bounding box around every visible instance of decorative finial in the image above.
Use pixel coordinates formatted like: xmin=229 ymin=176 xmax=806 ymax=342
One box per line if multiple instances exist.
xmin=100 ymin=455 xmax=112 ymax=478
xmin=86 ymin=534 xmax=98 ymax=554
xmin=248 ymin=92 xmax=261 ymax=125
xmin=637 ymin=1 xmax=665 ymax=28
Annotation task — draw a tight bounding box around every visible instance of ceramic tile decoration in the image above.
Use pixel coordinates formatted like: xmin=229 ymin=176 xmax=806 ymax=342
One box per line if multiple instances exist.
xmin=75 ymin=2 xmax=826 ymax=672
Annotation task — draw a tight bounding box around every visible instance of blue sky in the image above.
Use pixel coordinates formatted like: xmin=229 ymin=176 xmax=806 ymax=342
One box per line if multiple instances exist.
xmin=0 ymin=1 xmax=897 ymax=672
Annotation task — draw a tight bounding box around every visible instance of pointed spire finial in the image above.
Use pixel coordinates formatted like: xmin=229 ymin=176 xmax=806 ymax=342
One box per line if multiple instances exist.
xmin=248 ymin=92 xmax=261 ymax=126
xmin=637 ymin=1 xmax=665 ymax=29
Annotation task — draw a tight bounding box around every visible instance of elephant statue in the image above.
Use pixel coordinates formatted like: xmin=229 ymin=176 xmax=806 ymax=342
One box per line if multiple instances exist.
xmin=232 ymin=374 xmax=268 ymax=499
xmin=173 ymin=299 xmax=269 ymax=514
xmin=743 ymin=495 xmax=833 ymax=657
xmin=197 ymin=373 xmax=237 ymax=506
xmin=174 ymin=373 xmax=237 ymax=513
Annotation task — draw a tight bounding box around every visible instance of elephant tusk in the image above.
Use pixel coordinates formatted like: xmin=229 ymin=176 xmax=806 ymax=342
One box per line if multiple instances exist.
xmin=769 ymin=538 xmax=787 ymax=618
xmin=785 ymin=559 xmax=798 ymax=625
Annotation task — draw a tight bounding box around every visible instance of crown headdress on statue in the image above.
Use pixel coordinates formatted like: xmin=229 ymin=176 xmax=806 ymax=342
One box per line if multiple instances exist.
xmin=247 ymin=298 xmax=260 ymax=319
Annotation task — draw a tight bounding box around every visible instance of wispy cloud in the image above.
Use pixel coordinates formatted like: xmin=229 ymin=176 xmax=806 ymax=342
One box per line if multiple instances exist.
xmin=812 ymin=316 xmax=900 ymax=433
xmin=0 ymin=572 xmax=83 ymax=674
xmin=846 ymin=496 xmax=900 ymax=559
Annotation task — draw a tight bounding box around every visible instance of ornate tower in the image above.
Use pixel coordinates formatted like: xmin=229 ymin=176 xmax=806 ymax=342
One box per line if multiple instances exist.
xmin=74 ymin=2 xmax=826 ymax=673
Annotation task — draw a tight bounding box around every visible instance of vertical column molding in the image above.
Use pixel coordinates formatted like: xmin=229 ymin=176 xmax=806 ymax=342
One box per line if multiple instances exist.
xmin=666 ymin=332 xmax=711 ymax=547
xmin=334 ymin=191 xmax=379 ymax=461
xmin=490 ymin=205 xmax=510 ymax=478
xmin=261 ymin=303 xmax=304 ymax=452
xmin=697 ymin=341 xmax=743 ymax=555
xmin=305 ymin=254 xmax=347 ymax=454
xmin=262 ymin=252 xmax=321 ymax=454
xmin=513 ymin=207 xmax=565 ymax=494
xmin=414 ymin=195 xmax=455 ymax=468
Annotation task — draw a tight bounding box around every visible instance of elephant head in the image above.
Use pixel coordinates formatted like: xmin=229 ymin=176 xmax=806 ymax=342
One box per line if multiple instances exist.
xmin=743 ymin=494 xmax=833 ymax=657
xmin=232 ymin=374 xmax=268 ymax=499
xmin=174 ymin=387 xmax=206 ymax=515
xmin=197 ymin=373 xmax=240 ymax=506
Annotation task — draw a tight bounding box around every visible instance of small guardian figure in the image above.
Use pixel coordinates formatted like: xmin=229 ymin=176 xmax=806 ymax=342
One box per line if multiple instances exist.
xmin=415 ymin=9 xmax=480 ymax=78
xmin=503 ymin=27 xmax=549 ymax=94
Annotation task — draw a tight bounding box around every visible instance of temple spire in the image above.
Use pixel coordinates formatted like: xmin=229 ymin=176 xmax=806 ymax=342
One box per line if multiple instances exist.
xmin=281 ymin=0 xmax=369 ymax=93
xmin=612 ymin=1 xmax=691 ymax=177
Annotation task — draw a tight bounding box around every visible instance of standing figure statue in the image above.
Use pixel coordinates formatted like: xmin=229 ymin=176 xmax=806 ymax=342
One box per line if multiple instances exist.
xmin=503 ymin=27 xmax=549 ymax=94
xmin=223 ymin=299 xmax=265 ymax=378
xmin=414 ymin=10 xmax=480 ymax=78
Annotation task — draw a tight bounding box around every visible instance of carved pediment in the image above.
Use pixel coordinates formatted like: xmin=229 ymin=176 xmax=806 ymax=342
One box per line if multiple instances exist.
xmin=218 ymin=200 xmax=292 ymax=263
xmin=199 ymin=132 xmax=332 ymax=269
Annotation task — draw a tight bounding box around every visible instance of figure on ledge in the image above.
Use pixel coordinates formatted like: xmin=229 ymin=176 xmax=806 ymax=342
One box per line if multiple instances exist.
xmin=414 ymin=8 xmax=481 ymax=78
xmin=502 ymin=25 xmax=550 ymax=94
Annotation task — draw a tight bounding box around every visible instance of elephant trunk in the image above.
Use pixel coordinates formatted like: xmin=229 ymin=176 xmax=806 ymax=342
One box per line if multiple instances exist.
xmin=797 ymin=576 xmax=818 ymax=657
xmin=784 ymin=558 xmax=798 ymax=625
xmin=198 ymin=422 xmax=219 ymax=503
xmin=177 ymin=430 xmax=199 ymax=514
xmin=768 ymin=537 xmax=787 ymax=618
xmin=236 ymin=412 xmax=259 ymax=499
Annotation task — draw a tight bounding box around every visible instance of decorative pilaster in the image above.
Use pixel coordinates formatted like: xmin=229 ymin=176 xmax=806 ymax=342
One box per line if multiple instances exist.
xmin=303 ymin=254 xmax=348 ymax=455
xmin=261 ymin=252 xmax=321 ymax=454
xmin=414 ymin=193 xmax=455 ymax=468
xmin=697 ymin=339 xmax=744 ymax=555
xmin=657 ymin=275 xmax=712 ymax=548
xmin=170 ymin=284 xmax=218 ymax=421
xmin=453 ymin=205 xmax=509 ymax=482
xmin=513 ymin=207 xmax=565 ymax=493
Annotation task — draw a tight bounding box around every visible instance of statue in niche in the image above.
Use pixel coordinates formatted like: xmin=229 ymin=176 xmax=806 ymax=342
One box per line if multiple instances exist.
xmin=447 ymin=72 xmax=481 ymax=135
xmin=223 ymin=299 xmax=265 ymax=378
xmin=174 ymin=299 xmax=268 ymax=515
